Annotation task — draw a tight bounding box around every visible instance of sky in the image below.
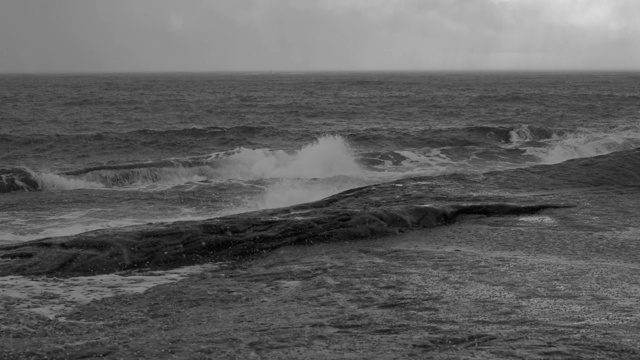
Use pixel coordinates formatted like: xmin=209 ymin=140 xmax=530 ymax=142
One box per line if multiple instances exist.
xmin=1 ymin=0 xmax=639 ymax=73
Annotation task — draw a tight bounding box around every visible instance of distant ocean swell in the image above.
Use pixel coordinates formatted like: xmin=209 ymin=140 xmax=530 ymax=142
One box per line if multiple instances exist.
xmin=0 ymin=123 xmax=599 ymax=154
xmin=2 ymin=125 xmax=639 ymax=194
xmin=4 ymin=123 xmax=639 ymax=153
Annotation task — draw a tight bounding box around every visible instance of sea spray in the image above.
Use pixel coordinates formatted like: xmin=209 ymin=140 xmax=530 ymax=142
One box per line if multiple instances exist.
xmin=3 ymin=71 xmax=640 ymax=254
xmin=234 ymin=135 xmax=372 ymax=209
xmin=37 ymin=171 xmax=105 ymax=190
xmin=82 ymin=134 xmax=365 ymax=188
xmin=255 ymin=176 xmax=379 ymax=210
xmin=507 ymin=125 xmax=559 ymax=145
xmin=214 ymin=134 xmax=363 ymax=179
xmin=525 ymin=126 xmax=640 ymax=164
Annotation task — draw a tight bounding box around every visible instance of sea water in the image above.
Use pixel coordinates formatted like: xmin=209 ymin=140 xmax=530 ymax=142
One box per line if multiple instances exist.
xmin=1 ymin=72 xmax=639 ymax=242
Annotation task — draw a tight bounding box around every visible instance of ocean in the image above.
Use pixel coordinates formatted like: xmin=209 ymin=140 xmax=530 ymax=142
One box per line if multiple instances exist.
xmin=1 ymin=71 xmax=640 ymax=245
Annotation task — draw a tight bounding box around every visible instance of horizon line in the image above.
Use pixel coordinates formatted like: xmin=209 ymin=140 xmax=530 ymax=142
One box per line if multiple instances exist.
xmin=2 ymin=68 xmax=640 ymax=76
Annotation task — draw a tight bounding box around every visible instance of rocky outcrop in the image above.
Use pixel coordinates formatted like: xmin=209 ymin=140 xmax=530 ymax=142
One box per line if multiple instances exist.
xmin=0 ymin=202 xmax=566 ymax=277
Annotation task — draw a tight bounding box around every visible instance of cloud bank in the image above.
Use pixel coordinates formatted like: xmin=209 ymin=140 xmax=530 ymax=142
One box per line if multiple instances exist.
xmin=1 ymin=0 xmax=638 ymax=72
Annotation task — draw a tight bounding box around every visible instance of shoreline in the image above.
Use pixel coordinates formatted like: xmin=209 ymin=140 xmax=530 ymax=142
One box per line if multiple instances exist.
xmin=2 ymin=214 xmax=640 ymax=359
xmin=2 ymin=148 xmax=639 ymax=358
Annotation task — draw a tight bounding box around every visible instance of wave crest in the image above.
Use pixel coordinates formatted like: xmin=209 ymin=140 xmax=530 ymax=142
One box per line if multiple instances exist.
xmin=38 ymin=172 xmax=105 ymax=190
xmin=525 ymin=126 xmax=640 ymax=164
xmin=508 ymin=125 xmax=558 ymax=144
xmin=8 ymin=135 xmax=364 ymax=191
xmin=0 ymin=168 xmax=105 ymax=193
xmin=215 ymin=134 xmax=362 ymax=180
xmin=0 ymin=168 xmax=40 ymax=193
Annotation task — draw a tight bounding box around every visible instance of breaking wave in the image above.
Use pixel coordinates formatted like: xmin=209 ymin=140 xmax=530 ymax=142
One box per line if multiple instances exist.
xmin=3 ymin=125 xmax=639 ymax=194
xmin=523 ymin=126 xmax=640 ymax=164
xmin=507 ymin=124 xmax=560 ymax=144
xmin=0 ymin=167 xmax=106 ymax=193
xmin=0 ymin=168 xmax=40 ymax=193
xmin=1 ymin=135 xmax=365 ymax=193
xmin=209 ymin=134 xmax=363 ymax=180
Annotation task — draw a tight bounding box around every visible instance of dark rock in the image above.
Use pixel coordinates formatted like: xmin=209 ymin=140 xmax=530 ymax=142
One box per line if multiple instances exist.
xmin=0 ymin=202 xmax=567 ymax=277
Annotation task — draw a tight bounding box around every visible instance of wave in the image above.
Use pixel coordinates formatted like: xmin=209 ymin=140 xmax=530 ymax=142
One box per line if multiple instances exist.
xmin=0 ymin=135 xmax=365 ymax=192
xmin=507 ymin=124 xmax=560 ymax=144
xmin=210 ymin=134 xmax=362 ymax=180
xmin=349 ymin=125 xmax=638 ymax=161
xmin=344 ymin=125 xmax=560 ymax=150
xmin=0 ymin=168 xmax=40 ymax=193
xmin=523 ymin=126 xmax=640 ymax=164
xmin=37 ymin=172 xmax=105 ymax=190
xmin=61 ymin=158 xmax=212 ymax=176
xmin=3 ymin=123 xmax=634 ymax=162
xmin=3 ymin=125 xmax=638 ymax=194
xmin=67 ymin=160 xmax=214 ymax=188
xmin=0 ymin=124 xmax=560 ymax=160
xmin=489 ymin=147 xmax=640 ymax=189
xmin=0 ymin=167 xmax=106 ymax=193
xmin=87 ymin=134 xmax=361 ymax=187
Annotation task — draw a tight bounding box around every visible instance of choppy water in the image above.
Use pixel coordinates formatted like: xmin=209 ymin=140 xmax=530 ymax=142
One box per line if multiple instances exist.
xmin=1 ymin=72 xmax=640 ymax=242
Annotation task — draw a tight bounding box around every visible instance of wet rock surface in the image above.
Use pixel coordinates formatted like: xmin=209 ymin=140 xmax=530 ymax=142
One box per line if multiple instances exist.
xmin=4 ymin=147 xmax=638 ymax=276
xmin=13 ymin=147 xmax=638 ymax=277
xmin=2 ymin=211 xmax=640 ymax=359
xmin=1 ymin=150 xmax=640 ymax=358
xmin=0 ymin=176 xmax=568 ymax=277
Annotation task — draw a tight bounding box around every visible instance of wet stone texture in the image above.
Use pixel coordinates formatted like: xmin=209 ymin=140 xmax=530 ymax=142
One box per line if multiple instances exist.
xmin=1 ymin=149 xmax=640 ymax=358
xmin=2 ymin=218 xmax=640 ymax=359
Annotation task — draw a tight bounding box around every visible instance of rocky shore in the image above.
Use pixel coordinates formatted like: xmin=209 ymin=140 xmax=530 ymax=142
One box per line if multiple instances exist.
xmin=2 ymin=150 xmax=640 ymax=358
xmin=2 ymin=207 xmax=640 ymax=359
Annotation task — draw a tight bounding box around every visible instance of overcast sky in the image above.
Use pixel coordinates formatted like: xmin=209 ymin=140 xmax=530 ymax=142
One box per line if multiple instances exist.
xmin=1 ymin=0 xmax=639 ymax=73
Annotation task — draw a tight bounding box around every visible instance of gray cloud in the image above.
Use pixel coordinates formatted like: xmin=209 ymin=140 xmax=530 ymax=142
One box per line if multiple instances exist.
xmin=0 ymin=0 xmax=638 ymax=72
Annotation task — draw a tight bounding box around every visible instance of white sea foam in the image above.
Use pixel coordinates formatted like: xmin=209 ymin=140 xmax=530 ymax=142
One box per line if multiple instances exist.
xmin=397 ymin=149 xmax=456 ymax=169
xmin=212 ymin=134 xmax=363 ymax=180
xmin=0 ymin=263 xmax=221 ymax=320
xmin=519 ymin=215 xmax=556 ymax=225
xmin=36 ymin=172 xmax=104 ymax=190
xmin=251 ymin=175 xmax=379 ymax=210
xmin=52 ymin=135 xmax=364 ymax=191
xmin=509 ymin=125 xmax=535 ymax=144
xmin=232 ymin=136 xmax=448 ymax=210
xmin=0 ymin=221 xmax=144 ymax=242
xmin=0 ymin=207 xmax=230 ymax=243
xmin=261 ymin=180 xmax=339 ymax=209
xmin=525 ymin=127 xmax=640 ymax=164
